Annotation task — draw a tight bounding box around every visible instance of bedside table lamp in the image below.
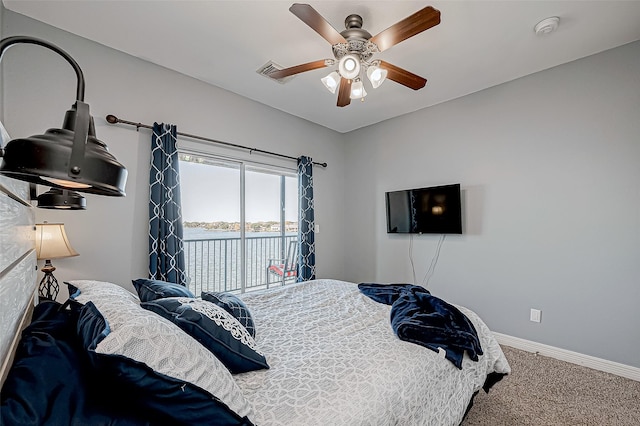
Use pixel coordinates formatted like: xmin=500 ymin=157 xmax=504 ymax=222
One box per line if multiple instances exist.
xmin=35 ymin=223 xmax=79 ymax=300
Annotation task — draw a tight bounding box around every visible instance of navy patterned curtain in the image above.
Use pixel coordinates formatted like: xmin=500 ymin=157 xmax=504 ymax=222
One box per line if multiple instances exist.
xmin=149 ymin=123 xmax=187 ymax=285
xmin=297 ymin=156 xmax=316 ymax=281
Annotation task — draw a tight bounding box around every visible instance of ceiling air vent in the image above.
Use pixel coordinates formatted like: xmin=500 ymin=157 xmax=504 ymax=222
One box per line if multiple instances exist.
xmin=257 ymin=61 xmax=295 ymax=84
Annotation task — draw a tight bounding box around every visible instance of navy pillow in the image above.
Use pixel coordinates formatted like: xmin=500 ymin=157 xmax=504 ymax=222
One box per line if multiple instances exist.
xmin=132 ymin=278 xmax=194 ymax=302
xmin=1 ymin=301 xmax=87 ymax=426
xmin=141 ymin=298 xmax=269 ymax=374
xmin=77 ymin=302 xmax=254 ymax=425
xmin=201 ymin=291 xmax=256 ymax=338
xmin=0 ymin=301 xmax=151 ymax=426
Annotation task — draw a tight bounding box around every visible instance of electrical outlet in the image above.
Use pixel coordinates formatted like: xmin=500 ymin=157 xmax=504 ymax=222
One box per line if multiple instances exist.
xmin=530 ymin=308 xmax=542 ymax=323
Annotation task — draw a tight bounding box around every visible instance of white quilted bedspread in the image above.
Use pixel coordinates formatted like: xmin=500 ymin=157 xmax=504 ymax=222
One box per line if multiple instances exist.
xmin=235 ymin=279 xmax=510 ymax=426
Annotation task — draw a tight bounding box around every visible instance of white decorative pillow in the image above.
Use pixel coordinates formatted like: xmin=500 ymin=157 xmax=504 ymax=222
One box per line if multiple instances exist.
xmin=67 ymin=280 xmax=254 ymax=421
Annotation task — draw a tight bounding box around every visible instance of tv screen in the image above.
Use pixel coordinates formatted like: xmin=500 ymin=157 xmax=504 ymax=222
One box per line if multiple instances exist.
xmin=385 ymin=184 xmax=462 ymax=234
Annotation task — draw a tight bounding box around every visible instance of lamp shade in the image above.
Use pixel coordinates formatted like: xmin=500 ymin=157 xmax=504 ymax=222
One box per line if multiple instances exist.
xmin=37 ymin=187 xmax=86 ymax=210
xmin=366 ymin=65 xmax=388 ymax=89
xmin=35 ymin=223 xmax=79 ymax=260
xmin=0 ymin=102 xmax=128 ymax=196
xmin=321 ymin=71 xmax=341 ymax=94
xmin=350 ymin=80 xmax=367 ymax=100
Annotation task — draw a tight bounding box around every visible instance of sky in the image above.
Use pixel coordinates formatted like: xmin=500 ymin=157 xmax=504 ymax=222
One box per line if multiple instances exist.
xmin=179 ymin=158 xmax=298 ymax=223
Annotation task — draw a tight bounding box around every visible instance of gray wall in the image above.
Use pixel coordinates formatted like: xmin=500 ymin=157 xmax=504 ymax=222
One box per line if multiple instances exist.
xmin=2 ymin=9 xmax=347 ymax=295
xmin=344 ymin=41 xmax=640 ymax=368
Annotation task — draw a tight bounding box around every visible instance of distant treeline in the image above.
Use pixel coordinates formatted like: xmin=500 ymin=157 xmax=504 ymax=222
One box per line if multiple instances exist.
xmin=183 ymin=221 xmax=298 ymax=232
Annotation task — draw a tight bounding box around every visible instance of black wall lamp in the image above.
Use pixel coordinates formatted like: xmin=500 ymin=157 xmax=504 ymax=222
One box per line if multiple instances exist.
xmin=0 ymin=36 xmax=128 ymax=198
xmin=28 ymin=184 xmax=87 ymax=210
xmin=37 ymin=187 xmax=87 ymax=210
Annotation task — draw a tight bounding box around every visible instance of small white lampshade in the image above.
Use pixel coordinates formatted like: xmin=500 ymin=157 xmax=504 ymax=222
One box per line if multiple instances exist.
xmin=35 ymin=223 xmax=79 ymax=260
xmin=338 ymin=54 xmax=361 ymax=80
xmin=321 ymin=71 xmax=341 ymax=94
xmin=366 ymin=65 xmax=388 ymax=89
xmin=350 ymin=80 xmax=367 ymax=100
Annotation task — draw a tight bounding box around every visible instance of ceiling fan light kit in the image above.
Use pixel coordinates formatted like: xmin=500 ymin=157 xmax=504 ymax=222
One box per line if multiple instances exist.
xmin=321 ymin=71 xmax=341 ymax=94
xmin=350 ymin=79 xmax=367 ymax=101
xmin=338 ymin=54 xmax=361 ymax=80
xmin=267 ymin=3 xmax=441 ymax=107
xmin=366 ymin=64 xmax=388 ymax=89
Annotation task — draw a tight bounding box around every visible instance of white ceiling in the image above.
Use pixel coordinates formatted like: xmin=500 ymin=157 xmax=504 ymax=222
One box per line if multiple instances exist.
xmin=4 ymin=1 xmax=640 ymax=133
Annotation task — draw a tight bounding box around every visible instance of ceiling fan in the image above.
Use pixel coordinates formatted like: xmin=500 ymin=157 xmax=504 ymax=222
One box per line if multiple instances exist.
xmin=267 ymin=3 xmax=441 ymax=107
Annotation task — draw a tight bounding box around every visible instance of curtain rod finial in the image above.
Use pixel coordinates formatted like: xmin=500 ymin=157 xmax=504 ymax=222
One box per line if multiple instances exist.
xmin=106 ymin=114 xmax=118 ymax=124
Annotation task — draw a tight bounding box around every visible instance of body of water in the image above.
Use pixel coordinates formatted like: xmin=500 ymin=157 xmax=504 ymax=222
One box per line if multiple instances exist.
xmin=184 ymin=227 xmax=287 ymax=240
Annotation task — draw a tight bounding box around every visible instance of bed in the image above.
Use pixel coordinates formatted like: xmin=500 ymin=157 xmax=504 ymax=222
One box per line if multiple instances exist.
xmin=1 ymin=275 xmax=510 ymax=426
xmin=234 ymin=279 xmax=510 ymax=425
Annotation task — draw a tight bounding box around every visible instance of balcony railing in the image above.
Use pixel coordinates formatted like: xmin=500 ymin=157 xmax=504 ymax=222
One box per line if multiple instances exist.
xmin=183 ymin=234 xmax=297 ymax=294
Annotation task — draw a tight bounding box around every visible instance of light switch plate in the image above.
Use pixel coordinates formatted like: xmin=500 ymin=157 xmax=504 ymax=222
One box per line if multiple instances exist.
xmin=530 ymin=308 xmax=542 ymax=323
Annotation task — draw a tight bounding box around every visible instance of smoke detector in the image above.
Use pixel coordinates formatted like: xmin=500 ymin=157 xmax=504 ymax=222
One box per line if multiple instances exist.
xmin=534 ymin=17 xmax=560 ymax=35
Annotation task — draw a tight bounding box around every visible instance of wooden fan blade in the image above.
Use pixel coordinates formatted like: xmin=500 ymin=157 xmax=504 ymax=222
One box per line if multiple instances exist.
xmin=336 ymin=78 xmax=352 ymax=107
xmin=267 ymin=60 xmax=330 ymax=79
xmin=378 ymin=60 xmax=427 ymax=90
xmin=290 ymin=3 xmax=347 ymax=45
xmin=370 ymin=6 xmax=440 ymax=52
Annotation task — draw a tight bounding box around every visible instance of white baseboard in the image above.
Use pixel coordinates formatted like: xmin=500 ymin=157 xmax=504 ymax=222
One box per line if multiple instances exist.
xmin=493 ymin=332 xmax=640 ymax=382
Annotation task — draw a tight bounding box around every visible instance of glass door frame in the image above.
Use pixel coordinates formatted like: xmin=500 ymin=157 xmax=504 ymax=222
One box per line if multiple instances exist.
xmin=179 ymin=149 xmax=297 ymax=293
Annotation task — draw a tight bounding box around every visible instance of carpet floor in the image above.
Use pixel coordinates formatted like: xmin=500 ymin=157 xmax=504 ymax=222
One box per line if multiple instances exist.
xmin=463 ymin=346 xmax=640 ymax=425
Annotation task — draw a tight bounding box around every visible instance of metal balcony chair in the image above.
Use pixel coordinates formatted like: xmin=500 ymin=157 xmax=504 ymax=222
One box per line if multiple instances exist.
xmin=267 ymin=240 xmax=298 ymax=285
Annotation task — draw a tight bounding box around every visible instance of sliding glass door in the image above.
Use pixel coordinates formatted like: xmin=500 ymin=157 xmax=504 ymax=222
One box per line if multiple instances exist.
xmin=179 ymin=153 xmax=297 ymax=293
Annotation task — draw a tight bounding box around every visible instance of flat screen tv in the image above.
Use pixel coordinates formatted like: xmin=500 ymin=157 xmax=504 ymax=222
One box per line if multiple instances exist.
xmin=385 ymin=183 xmax=462 ymax=234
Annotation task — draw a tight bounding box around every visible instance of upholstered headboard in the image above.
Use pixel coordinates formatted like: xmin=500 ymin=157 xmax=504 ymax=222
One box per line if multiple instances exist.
xmin=0 ymin=175 xmax=37 ymax=386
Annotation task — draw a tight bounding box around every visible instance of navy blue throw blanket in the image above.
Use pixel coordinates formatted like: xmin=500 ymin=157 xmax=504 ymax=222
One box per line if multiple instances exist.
xmin=358 ymin=283 xmax=483 ymax=369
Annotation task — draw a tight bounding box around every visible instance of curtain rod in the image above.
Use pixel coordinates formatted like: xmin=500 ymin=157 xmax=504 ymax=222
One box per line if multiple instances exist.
xmin=105 ymin=114 xmax=328 ymax=168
